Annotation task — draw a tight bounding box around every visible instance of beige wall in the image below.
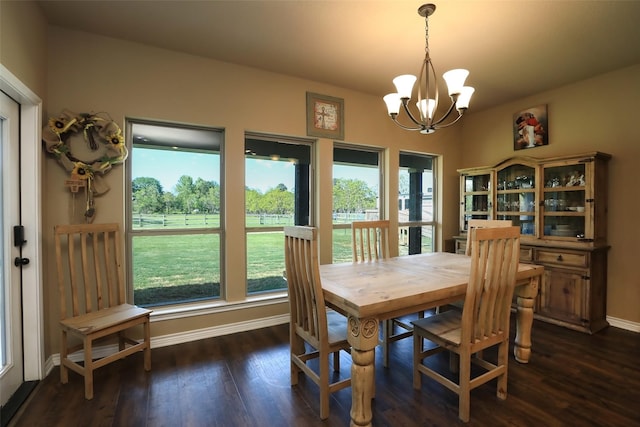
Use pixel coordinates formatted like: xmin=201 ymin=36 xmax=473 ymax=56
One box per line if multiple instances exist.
xmin=40 ymin=26 xmax=462 ymax=356
xmin=460 ymin=64 xmax=640 ymax=324
xmin=0 ymin=0 xmax=47 ymax=99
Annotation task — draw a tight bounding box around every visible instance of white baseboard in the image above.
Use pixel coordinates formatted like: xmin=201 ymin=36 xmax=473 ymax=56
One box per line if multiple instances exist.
xmin=47 ymin=313 xmax=290 ymax=373
xmin=607 ymin=315 xmax=640 ymax=332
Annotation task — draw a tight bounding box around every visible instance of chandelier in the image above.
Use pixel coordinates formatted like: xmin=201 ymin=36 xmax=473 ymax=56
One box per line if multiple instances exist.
xmin=383 ymin=4 xmax=474 ymax=134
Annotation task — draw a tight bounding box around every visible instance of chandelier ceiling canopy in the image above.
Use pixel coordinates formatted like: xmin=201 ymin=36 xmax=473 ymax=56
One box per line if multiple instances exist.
xmin=383 ymin=4 xmax=474 ymax=135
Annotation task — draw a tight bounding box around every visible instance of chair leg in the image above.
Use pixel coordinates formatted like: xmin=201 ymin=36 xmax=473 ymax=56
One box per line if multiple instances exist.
xmin=290 ymin=337 xmax=303 ymax=386
xmin=60 ymin=330 xmax=68 ymax=384
xmin=412 ymin=333 xmax=422 ymax=389
xmin=319 ymin=353 xmax=330 ymax=420
xmin=333 ymin=350 xmax=340 ymax=372
xmin=458 ymin=351 xmax=471 ymax=423
xmin=449 ymin=352 xmax=459 ymax=373
xmin=118 ymin=331 xmax=126 ymax=351
xmin=496 ymin=341 xmax=509 ymax=400
xmin=143 ymin=318 xmax=151 ymax=371
xmin=383 ymin=319 xmax=391 ymax=368
xmin=84 ymin=338 xmax=94 ymax=400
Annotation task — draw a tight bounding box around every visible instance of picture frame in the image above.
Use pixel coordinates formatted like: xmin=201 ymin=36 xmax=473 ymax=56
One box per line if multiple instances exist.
xmin=513 ymin=104 xmax=548 ymax=150
xmin=306 ymin=92 xmax=344 ymax=140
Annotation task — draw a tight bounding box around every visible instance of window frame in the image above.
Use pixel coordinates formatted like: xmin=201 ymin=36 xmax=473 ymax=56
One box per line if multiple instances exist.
xmin=125 ymin=118 xmax=225 ymax=308
xmin=332 ymin=143 xmax=384 ymax=263
xmin=398 ymin=151 xmax=438 ymax=255
xmin=244 ymin=132 xmax=315 ymax=296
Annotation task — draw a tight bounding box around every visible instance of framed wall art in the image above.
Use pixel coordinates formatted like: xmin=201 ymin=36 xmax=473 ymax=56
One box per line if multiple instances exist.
xmin=513 ymin=104 xmax=548 ymax=150
xmin=306 ymin=92 xmax=344 ymax=140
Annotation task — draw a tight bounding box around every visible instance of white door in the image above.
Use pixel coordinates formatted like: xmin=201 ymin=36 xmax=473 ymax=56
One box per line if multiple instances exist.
xmin=0 ymin=90 xmax=23 ymax=408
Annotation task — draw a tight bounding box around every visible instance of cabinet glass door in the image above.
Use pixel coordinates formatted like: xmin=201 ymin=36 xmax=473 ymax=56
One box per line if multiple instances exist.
xmin=542 ymin=163 xmax=586 ymax=239
xmin=461 ymin=173 xmax=490 ymax=231
xmin=496 ymin=163 xmax=536 ymax=235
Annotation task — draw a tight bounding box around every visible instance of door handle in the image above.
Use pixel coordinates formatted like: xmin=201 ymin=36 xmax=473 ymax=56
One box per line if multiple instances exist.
xmin=14 ymin=257 xmax=30 ymax=267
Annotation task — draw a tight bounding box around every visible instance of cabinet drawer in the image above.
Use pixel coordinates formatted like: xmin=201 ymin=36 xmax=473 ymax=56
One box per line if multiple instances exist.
xmin=535 ymin=249 xmax=588 ymax=268
xmin=519 ymin=247 xmax=533 ymax=262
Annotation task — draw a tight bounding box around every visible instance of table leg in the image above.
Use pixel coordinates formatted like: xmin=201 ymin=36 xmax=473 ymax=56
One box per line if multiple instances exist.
xmin=347 ymin=316 xmax=378 ymax=427
xmin=514 ymin=275 xmax=540 ymax=363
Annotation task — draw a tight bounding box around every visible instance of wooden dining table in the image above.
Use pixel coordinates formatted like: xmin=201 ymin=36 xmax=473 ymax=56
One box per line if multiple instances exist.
xmin=319 ymin=252 xmax=543 ymax=427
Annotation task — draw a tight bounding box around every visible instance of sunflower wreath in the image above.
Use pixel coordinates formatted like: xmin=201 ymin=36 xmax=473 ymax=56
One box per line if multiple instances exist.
xmin=43 ymin=109 xmax=128 ymax=220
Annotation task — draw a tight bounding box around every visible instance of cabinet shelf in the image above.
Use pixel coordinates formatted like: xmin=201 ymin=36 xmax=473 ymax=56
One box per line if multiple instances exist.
xmin=544 ymin=185 xmax=586 ymax=192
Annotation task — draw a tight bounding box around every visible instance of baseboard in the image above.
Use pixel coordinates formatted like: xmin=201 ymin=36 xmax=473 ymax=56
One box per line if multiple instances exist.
xmin=606 ymin=315 xmax=640 ymax=332
xmin=49 ymin=313 xmax=290 ymax=368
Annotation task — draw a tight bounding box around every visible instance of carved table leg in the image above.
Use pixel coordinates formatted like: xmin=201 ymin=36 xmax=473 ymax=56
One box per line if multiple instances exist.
xmin=514 ymin=295 xmax=535 ymax=363
xmin=514 ymin=274 xmax=540 ymax=363
xmin=347 ymin=316 xmax=379 ymax=427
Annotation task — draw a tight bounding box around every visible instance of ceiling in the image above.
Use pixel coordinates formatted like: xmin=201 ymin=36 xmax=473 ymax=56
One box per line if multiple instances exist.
xmin=37 ymin=0 xmax=640 ymax=112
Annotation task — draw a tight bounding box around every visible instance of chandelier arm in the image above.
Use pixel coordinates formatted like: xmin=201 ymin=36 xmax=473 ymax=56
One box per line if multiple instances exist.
xmin=430 ymin=98 xmax=459 ymax=127
xmin=432 ymin=110 xmax=465 ymax=129
xmin=400 ymin=99 xmax=427 ymax=127
xmin=390 ymin=116 xmax=423 ymax=132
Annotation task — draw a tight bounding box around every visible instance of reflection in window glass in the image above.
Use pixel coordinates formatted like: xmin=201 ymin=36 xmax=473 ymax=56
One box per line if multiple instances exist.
xmin=245 ymin=136 xmax=312 ymax=294
xmin=399 ymin=152 xmax=436 ymax=255
xmin=333 ymin=146 xmax=382 ymax=263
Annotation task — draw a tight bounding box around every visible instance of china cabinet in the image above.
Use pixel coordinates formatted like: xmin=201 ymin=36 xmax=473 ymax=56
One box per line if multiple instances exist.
xmin=456 ymin=152 xmax=611 ymax=333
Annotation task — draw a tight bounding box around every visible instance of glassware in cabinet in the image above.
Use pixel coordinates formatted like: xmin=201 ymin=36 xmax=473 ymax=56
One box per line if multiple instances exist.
xmin=460 ymin=172 xmax=491 ymax=232
xmin=496 ymin=162 xmax=536 ymax=236
xmin=542 ymin=163 xmax=586 ymax=239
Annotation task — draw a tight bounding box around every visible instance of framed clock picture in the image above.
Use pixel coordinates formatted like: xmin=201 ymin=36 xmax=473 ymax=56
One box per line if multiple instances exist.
xmin=306 ymin=92 xmax=344 ymax=140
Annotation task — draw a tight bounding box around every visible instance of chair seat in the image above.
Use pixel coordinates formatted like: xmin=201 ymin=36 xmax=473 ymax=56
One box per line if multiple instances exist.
xmin=61 ymin=303 xmax=152 ymax=337
xmin=412 ymin=310 xmax=462 ymax=346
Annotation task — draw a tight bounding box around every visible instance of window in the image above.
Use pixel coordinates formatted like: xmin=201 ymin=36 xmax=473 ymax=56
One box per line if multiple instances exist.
xmin=398 ymin=152 xmax=436 ymax=255
xmin=245 ymin=133 xmax=313 ymax=295
xmin=333 ymin=145 xmax=383 ymax=263
xmin=127 ymin=120 xmax=223 ymax=307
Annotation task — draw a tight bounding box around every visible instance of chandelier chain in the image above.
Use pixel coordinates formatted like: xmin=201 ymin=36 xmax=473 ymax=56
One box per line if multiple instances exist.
xmin=424 ymin=13 xmax=429 ymax=58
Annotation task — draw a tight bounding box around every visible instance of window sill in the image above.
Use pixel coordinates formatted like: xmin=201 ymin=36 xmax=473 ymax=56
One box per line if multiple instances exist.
xmin=148 ymin=292 xmax=289 ymax=322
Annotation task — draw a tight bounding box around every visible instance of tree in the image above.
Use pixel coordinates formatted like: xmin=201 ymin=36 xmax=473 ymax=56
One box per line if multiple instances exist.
xmin=261 ymin=185 xmax=294 ymax=215
xmin=193 ymin=178 xmax=219 ymax=213
xmin=245 ymin=188 xmax=262 ymax=214
xmin=132 ymin=177 xmax=164 ymax=213
xmin=332 ymin=178 xmax=377 ymax=213
xmin=399 ymin=173 xmax=410 ymax=196
xmin=174 ymin=175 xmax=195 ymax=213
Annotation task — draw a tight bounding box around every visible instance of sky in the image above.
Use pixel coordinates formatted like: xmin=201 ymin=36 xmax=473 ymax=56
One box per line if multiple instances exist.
xmin=132 ymin=148 xmax=379 ymax=194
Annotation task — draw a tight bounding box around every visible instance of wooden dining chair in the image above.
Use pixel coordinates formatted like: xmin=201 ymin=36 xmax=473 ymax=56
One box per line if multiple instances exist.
xmin=54 ymin=223 xmax=152 ymax=399
xmin=284 ymin=226 xmax=351 ymax=420
xmin=464 ymin=219 xmax=513 ymax=256
xmin=351 ymin=220 xmax=422 ymax=368
xmin=411 ymin=226 xmax=520 ymax=422
xmin=351 ymin=220 xmax=390 ymax=262
xmin=436 ymin=219 xmax=514 ymax=314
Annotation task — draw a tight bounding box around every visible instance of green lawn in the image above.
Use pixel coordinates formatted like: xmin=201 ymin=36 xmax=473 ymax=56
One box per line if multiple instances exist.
xmin=131 ymin=214 xmax=431 ymax=306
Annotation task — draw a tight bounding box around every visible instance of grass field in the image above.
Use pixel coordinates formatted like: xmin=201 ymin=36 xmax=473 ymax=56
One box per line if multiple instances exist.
xmin=132 ymin=214 xmax=430 ymax=306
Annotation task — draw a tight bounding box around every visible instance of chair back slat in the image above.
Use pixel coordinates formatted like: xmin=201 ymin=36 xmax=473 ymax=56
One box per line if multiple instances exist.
xmin=284 ymin=226 xmax=328 ymax=348
xmin=465 ymin=219 xmax=513 ymax=256
xmin=462 ymin=226 xmax=520 ymax=344
xmin=54 ymin=223 xmax=126 ymax=320
xmin=351 ymin=220 xmax=390 ymax=262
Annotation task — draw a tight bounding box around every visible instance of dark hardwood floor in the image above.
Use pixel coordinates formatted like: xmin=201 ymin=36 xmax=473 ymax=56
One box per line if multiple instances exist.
xmin=8 ymin=316 xmax=640 ymax=427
